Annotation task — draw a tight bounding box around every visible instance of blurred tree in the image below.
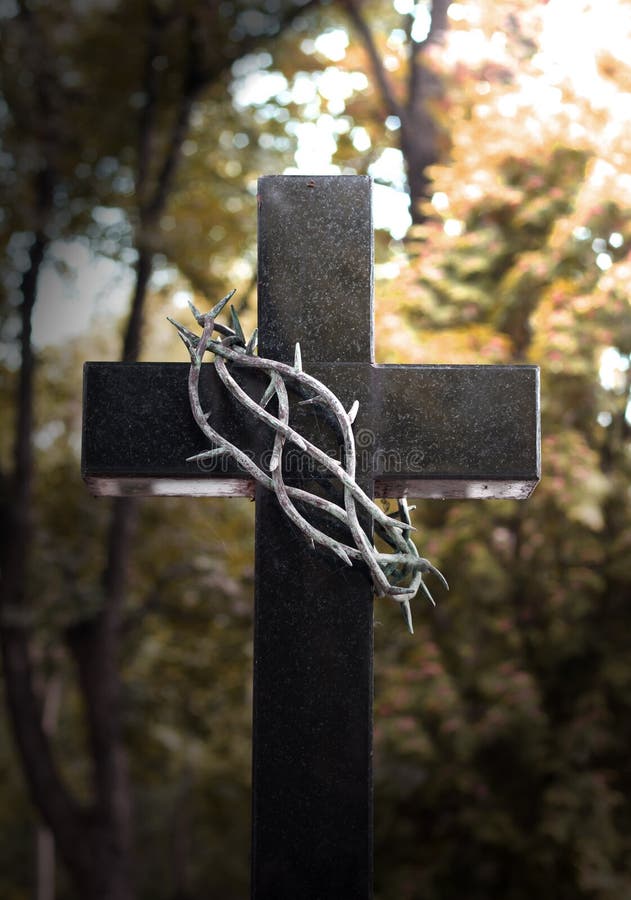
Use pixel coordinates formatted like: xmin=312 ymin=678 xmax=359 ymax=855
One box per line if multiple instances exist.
xmin=371 ymin=2 xmax=631 ymax=896
xmin=339 ymin=0 xmax=451 ymax=223
xmin=0 ymin=2 xmax=324 ymax=898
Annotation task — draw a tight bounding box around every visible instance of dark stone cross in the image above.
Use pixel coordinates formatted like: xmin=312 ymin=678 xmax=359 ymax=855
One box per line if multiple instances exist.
xmin=82 ymin=175 xmax=540 ymax=899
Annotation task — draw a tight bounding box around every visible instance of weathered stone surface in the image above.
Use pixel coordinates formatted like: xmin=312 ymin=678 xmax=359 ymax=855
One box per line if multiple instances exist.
xmin=82 ymin=360 xmax=539 ymax=499
xmin=257 ymin=174 xmax=374 ymax=364
xmin=252 ymin=485 xmax=373 ymax=899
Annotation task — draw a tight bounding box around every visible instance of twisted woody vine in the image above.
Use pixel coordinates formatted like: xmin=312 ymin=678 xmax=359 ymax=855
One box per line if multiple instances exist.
xmin=169 ymin=290 xmax=448 ymax=632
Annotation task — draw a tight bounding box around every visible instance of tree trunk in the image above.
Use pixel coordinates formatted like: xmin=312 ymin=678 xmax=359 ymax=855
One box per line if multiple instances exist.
xmin=35 ymin=670 xmax=63 ymax=900
xmin=122 ymin=243 xmax=153 ymax=363
xmin=171 ymin=770 xmax=193 ymax=900
xmin=0 ymin=230 xmax=89 ymax=888
xmin=36 ymin=827 xmax=56 ymax=900
xmin=400 ymin=103 xmax=442 ymax=224
xmin=402 ymin=0 xmax=450 ymax=223
xmin=1 ymin=223 xmax=137 ymax=899
xmin=342 ymin=0 xmax=450 ymax=223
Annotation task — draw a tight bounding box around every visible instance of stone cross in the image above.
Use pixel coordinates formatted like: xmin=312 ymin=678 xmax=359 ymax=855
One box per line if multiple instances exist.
xmin=82 ymin=176 xmax=540 ymax=899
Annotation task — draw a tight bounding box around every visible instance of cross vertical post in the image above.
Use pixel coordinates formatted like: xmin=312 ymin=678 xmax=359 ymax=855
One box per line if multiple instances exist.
xmin=251 ymin=176 xmax=375 ymax=899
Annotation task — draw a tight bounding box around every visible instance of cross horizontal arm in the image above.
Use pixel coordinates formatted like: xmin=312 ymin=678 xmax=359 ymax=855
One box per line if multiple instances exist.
xmin=82 ymin=360 xmax=539 ymax=499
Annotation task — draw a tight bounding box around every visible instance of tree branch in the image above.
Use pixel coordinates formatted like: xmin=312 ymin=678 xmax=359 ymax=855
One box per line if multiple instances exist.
xmin=144 ymin=13 xmax=202 ymax=225
xmin=136 ymin=0 xmax=169 ymax=204
xmin=408 ymin=0 xmax=450 ymax=111
xmin=148 ymin=0 xmax=325 ymax=220
xmin=129 ymin=0 xmax=327 ymax=358
xmin=0 ymin=225 xmax=87 ymax=875
xmin=0 ymin=6 xmax=97 ymax=883
xmin=121 ymin=244 xmax=153 ymax=362
xmin=341 ymin=0 xmax=405 ymax=121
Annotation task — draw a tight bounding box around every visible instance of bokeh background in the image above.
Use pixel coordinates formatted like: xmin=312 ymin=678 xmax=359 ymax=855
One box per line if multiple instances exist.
xmin=1 ymin=1 xmax=630 ymax=898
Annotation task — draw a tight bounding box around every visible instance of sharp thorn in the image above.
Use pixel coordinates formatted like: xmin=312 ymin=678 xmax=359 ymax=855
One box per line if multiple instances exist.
xmin=209 ymin=288 xmax=236 ymax=318
xmin=294 ymin=342 xmax=302 ymax=372
xmin=397 ymin=498 xmax=413 ymax=526
xmin=259 ymin=381 xmax=277 ymax=409
xmin=418 ymin=579 xmax=437 ymax=607
xmin=167 ymin=317 xmax=200 ymax=349
xmin=386 ymin=517 xmax=417 ymax=532
xmin=186 ymin=447 xmax=227 ymax=463
xmin=213 ymin=322 xmax=235 ymax=338
xmin=348 ymin=400 xmax=359 ymax=424
xmin=435 ymin=569 xmax=449 ymax=591
xmin=230 ymin=305 xmax=246 ymax=345
xmin=173 ymin=329 xmax=193 ymax=352
xmin=172 ymin=332 xmax=198 ymax=362
xmin=298 ymin=394 xmax=324 ymax=407
xmin=187 ymin=299 xmax=206 ymax=325
xmin=400 ymin=599 xmax=414 ymax=634
xmin=333 ymin=546 xmax=353 ymax=566
xmin=420 ymin=560 xmax=449 ymax=591
xmin=246 ymin=327 xmax=258 ymax=355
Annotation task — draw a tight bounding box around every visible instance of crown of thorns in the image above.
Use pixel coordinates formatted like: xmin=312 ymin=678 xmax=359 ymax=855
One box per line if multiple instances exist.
xmin=169 ymin=290 xmax=447 ymax=633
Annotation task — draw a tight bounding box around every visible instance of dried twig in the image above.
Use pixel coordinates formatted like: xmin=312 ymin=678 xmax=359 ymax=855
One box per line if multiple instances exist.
xmin=169 ymin=292 xmax=447 ymax=632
